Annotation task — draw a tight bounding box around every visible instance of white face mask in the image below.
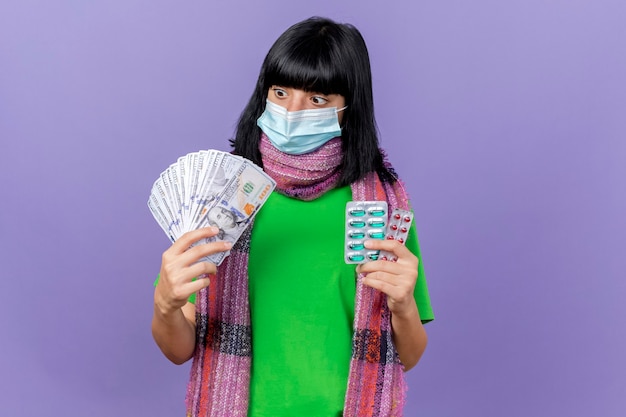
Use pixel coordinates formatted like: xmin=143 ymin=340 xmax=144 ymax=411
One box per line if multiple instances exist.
xmin=257 ymin=100 xmax=347 ymax=155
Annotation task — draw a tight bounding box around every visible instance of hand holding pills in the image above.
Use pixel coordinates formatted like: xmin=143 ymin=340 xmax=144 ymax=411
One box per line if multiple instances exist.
xmin=348 ymin=201 xmax=419 ymax=315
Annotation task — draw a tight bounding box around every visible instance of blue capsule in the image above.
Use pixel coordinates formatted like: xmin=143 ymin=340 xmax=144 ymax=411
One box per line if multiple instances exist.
xmin=349 ymin=242 xmax=365 ymax=250
xmin=368 ymin=219 xmax=385 ymax=228
xmin=349 ymin=208 xmax=366 ymax=217
xmin=368 ymin=207 xmax=386 ymax=216
xmin=348 ymin=254 xmax=365 ymax=262
xmin=350 ymin=231 xmax=365 ymax=239
xmin=369 ymin=231 xmax=385 ymax=239
xmin=350 ymin=220 xmax=366 ymax=228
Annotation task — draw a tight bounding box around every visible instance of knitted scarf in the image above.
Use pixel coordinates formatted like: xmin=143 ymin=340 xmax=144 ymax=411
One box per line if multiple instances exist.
xmin=186 ymin=134 xmax=411 ymax=417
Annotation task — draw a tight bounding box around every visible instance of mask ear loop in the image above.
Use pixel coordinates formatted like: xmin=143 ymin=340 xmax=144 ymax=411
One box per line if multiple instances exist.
xmin=336 ymin=105 xmax=348 ymax=130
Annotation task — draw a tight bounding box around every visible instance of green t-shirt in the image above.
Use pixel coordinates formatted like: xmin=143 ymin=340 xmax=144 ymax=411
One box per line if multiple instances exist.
xmin=246 ymin=186 xmax=433 ymax=417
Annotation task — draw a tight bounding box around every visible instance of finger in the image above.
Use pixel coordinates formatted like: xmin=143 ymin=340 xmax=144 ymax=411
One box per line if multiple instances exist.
xmin=357 ymin=258 xmax=403 ymax=275
xmin=161 ymin=275 xmax=210 ymax=305
xmin=362 ymin=272 xmax=415 ymax=305
xmin=363 ymin=239 xmax=413 ymax=258
xmin=361 ymin=272 xmax=401 ymax=298
xmin=160 ymin=241 xmax=227 ymax=286
xmin=174 ymin=240 xmax=232 ymax=268
xmin=362 ymin=268 xmax=411 ymax=287
xmin=182 ymin=274 xmax=211 ymax=295
xmin=168 ymin=227 xmax=221 ymax=255
xmin=186 ymin=261 xmax=218 ymax=278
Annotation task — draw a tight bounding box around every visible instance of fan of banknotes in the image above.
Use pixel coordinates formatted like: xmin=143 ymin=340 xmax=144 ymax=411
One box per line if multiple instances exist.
xmin=148 ymin=150 xmax=276 ymax=265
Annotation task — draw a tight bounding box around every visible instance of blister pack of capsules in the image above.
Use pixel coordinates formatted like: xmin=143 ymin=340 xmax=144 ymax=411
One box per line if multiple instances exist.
xmin=345 ymin=201 xmax=388 ymax=263
xmin=344 ymin=201 xmax=413 ymax=264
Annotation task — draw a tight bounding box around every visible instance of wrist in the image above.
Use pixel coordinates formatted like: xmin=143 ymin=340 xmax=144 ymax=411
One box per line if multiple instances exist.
xmin=154 ymin=295 xmax=182 ymax=319
xmin=390 ymin=299 xmax=419 ymax=322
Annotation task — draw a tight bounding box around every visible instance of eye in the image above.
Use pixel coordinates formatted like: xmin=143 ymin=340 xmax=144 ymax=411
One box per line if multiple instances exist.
xmin=272 ymin=87 xmax=288 ymax=98
xmin=311 ymin=95 xmax=329 ymax=105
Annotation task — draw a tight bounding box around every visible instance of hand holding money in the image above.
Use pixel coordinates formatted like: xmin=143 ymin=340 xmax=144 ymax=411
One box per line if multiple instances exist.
xmin=148 ymin=150 xmax=276 ymax=266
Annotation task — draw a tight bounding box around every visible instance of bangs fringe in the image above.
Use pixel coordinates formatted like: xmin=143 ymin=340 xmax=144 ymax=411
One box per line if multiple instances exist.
xmin=264 ymin=39 xmax=350 ymax=96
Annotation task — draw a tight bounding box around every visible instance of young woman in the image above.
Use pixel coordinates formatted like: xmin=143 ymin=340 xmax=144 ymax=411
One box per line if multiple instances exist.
xmin=152 ymin=16 xmax=434 ymax=417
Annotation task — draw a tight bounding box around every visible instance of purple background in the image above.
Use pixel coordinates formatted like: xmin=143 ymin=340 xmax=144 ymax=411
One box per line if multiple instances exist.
xmin=1 ymin=1 xmax=624 ymax=416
